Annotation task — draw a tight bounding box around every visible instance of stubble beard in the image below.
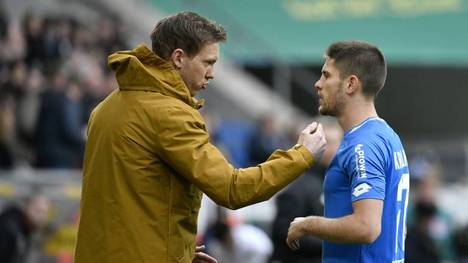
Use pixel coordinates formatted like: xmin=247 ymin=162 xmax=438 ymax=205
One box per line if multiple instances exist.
xmin=319 ymin=89 xmax=345 ymax=117
xmin=319 ymin=105 xmax=337 ymax=117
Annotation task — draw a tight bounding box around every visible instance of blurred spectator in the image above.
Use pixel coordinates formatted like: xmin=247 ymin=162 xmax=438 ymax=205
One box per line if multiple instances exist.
xmin=0 ymin=93 xmax=15 ymax=169
xmin=15 ymin=67 xmax=44 ymax=165
xmin=406 ymin=165 xmax=455 ymax=262
xmin=44 ymin=17 xmax=74 ymax=63
xmin=0 ymin=2 xmax=9 ymax=67
xmin=2 ymin=60 xmax=27 ymax=100
xmin=0 ymin=3 xmax=7 ymax=41
xmin=249 ymin=114 xmax=284 ymax=164
xmin=71 ymin=24 xmax=91 ymax=52
xmin=0 ymin=194 xmax=50 ymax=263
xmin=23 ymin=13 xmax=47 ymax=67
xmin=81 ymin=71 xmax=115 ymax=127
xmin=205 ymin=214 xmax=273 ymax=263
xmin=35 ymin=71 xmax=85 ymax=168
xmin=2 ymin=19 xmax=25 ymax=62
xmin=96 ymin=17 xmax=127 ymax=57
xmin=405 ymin=200 xmax=441 ymax=263
xmin=1 ymin=65 xmax=44 ymax=167
xmin=271 ymin=118 xmax=342 ymax=263
xmin=453 ymin=224 xmax=468 ymax=263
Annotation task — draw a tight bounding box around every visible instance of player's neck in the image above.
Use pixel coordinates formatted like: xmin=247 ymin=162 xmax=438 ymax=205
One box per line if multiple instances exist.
xmin=338 ymin=99 xmax=378 ymax=132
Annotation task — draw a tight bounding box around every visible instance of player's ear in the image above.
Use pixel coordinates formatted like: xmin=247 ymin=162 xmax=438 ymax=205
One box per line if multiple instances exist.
xmin=170 ymin=48 xmax=185 ymax=69
xmin=345 ymin=75 xmax=360 ymax=95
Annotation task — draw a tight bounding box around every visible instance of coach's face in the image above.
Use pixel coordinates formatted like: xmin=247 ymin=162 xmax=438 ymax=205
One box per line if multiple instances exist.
xmin=173 ymin=42 xmax=219 ymax=97
xmin=314 ymin=58 xmax=346 ymax=116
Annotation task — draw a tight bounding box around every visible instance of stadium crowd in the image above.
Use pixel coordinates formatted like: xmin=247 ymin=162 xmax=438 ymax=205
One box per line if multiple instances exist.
xmin=0 ymin=5 xmax=126 ymax=169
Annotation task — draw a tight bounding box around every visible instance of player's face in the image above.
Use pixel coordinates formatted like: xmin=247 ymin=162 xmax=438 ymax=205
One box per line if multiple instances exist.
xmin=314 ymin=58 xmax=346 ymax=116
xmin=178 ymin=42 xmax=219 ymax=97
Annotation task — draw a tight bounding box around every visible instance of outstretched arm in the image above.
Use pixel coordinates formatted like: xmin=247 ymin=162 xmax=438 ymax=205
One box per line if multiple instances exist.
xmin=287 ymin=198 xmax=383 ymax=249
xmin=155 ymin=106 xmax=326 ymax=209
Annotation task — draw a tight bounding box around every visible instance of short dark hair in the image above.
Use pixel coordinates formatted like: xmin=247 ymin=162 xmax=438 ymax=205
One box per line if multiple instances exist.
xmin=150 ymin=12 xmax=227 ymax=60
xmin=326 ymin=41 xmax=387 ymax=98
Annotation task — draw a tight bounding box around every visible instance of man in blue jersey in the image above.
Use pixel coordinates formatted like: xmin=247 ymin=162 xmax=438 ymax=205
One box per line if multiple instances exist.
xmin=286 ymin=41 xmax=410 ymax=262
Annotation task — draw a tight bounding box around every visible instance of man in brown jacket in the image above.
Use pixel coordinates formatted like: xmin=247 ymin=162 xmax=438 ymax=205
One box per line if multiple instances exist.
xmin=74 ymin=12 xmax=326 ymax=263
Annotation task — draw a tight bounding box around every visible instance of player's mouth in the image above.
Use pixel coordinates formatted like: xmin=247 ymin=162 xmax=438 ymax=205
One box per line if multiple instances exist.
xmin=202 ymin=82 xmax=209 ymax=89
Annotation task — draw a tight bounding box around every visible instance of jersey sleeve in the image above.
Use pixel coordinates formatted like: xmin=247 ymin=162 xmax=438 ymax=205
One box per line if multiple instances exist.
xmin=340 ymin=136 xmax=387 ymax=203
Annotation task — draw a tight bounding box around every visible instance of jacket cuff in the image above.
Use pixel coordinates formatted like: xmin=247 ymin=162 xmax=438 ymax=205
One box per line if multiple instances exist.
xmin=293 ymin=144 xmax=315 ymax=167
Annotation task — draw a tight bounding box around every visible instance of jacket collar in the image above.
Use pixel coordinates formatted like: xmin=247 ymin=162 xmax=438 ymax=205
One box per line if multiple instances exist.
xmin=108 ymin=44 xmax=203 ymax=109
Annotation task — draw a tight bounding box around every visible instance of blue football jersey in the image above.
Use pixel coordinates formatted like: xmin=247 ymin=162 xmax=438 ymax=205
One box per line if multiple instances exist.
xmin=323 ymin=117 xmax=410 ymax=263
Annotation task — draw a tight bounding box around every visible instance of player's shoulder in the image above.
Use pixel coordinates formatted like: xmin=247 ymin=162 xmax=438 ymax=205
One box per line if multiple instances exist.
xmin=345 ymin=118 xmax=394 ymax=141
xmin=339 ymin=118 xmax=397 ymax=157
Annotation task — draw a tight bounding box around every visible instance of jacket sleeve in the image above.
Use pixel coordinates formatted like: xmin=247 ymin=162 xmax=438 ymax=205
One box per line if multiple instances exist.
xmin=153 ymin=106 xmax=315 ymax=209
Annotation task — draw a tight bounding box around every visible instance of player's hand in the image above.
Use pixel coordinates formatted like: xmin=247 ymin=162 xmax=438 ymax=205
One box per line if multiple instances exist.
xmin=286 ymin=217 xmax=310 ymax=250
xmin=298 ymin=122 xmax=326 ymax=161
xmin=192 ymin=245 xmax=218 ymax=263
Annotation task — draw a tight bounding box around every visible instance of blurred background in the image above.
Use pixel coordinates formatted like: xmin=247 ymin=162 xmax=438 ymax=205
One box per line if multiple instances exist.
xmin=1 ymin=0 xmax=468 ymax=262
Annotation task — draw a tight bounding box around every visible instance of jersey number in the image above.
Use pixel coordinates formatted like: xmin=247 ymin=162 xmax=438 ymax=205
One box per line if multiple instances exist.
xmin=395 ymin=173 xmax=410 ymax=254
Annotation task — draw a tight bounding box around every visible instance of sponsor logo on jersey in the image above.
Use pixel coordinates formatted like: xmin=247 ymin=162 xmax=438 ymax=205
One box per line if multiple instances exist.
xmin=354 ymin=144 xmax=367 ymax=178
xmin=352 ymin=183 xmax=372 ymax=197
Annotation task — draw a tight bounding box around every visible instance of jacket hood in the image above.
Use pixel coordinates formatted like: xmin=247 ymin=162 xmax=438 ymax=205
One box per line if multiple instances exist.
xmin=108 ymin=44 xmax=203 ymax=109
